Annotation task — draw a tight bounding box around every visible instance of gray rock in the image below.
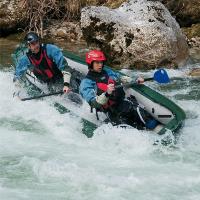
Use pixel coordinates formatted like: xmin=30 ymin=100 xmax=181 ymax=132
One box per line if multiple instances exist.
xmin=81 ymin=0 xmax=189 ymax=69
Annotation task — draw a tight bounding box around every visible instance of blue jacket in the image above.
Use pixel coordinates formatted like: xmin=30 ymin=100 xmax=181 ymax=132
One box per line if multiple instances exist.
xmin=14 ymin=44 xmax=68 ymax=80
xmin=80 ymin=68 xmax=121 ymax=103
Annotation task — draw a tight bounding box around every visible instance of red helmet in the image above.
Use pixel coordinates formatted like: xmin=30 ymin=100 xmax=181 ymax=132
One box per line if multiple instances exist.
xmin=86 ymin=50 xmax=106 ymax=65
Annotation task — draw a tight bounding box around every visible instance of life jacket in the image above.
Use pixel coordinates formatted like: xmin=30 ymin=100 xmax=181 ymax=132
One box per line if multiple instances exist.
xmin=86 ymin=70 xmax=125 ymax=110
xmin=26 ymin=44 xmax=63 ymax=83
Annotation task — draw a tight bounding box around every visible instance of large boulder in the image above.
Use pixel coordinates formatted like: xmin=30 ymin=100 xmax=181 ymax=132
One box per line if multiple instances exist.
xmin=0 ymin=0 xmax=26 ymax=36
xmin=81 ymin=0 xmax=189 ymax=69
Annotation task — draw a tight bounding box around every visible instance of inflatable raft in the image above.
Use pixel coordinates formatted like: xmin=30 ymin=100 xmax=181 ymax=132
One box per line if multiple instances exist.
xmin=12 ymin=47 xmax=186 ymax=140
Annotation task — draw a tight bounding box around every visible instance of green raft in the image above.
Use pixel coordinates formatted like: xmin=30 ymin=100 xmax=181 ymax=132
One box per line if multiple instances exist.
xmin=63 ymin=51 xmax=186 ymax=137
xmin=12 ymin=46 xmax=186 ymax=141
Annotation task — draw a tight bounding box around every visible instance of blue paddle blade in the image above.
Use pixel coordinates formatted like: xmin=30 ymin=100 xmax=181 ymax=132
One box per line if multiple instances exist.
xmin=153 ymin=69 xmax=170 ymax=84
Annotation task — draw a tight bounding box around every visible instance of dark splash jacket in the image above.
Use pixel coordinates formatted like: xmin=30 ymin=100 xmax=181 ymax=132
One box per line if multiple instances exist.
xmin=80 ymin=68 xmax=127 ymax=110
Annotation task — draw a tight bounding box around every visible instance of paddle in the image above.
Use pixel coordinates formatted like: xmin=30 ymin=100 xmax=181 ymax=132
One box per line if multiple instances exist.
xmin=115 ymin=68 xmax=170 ymax=89
xmin=149 ymin=68 xmax=170 ymax=84
xmin=20 ymin=69 xmax=169 ymax=100
xmin=20 ymin=91 xmax=63 ymax=101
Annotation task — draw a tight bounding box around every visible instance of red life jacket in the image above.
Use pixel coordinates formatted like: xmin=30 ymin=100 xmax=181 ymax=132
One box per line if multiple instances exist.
xmin=86 ymin=70 xmax=125 ymax=109
xmin=27 ymin=44 xmax=63 ymax=82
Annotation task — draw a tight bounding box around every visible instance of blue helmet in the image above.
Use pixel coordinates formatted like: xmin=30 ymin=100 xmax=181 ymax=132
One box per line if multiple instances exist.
xmin=25 ymin=32 xmax=39 ymax=44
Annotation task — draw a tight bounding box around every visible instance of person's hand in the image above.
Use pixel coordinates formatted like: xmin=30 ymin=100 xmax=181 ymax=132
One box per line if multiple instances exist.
xmin=107 ymin=84 xmax=115 ymax=94
xmin=63 ymin=86 xmax=71 ymax=93
xmin=136 ymin=77 xmax=144 ymax=84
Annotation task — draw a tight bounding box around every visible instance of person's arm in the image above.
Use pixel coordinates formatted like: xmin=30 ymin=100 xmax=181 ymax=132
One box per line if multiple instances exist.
xmin=120 ymin=75 xmax=133 ymax=84
xmin=13 ymin=55 xmax=31 ymax=97
xmin=14 ymin=55 xmax=30 ymax=81
xmin=104 ymin=68 xmax=120 ymax=81
xmin=91 ymin=93 xmax=109 ymax=109
xmin=80 ymin=79 xmax=114 ymax=109
xmin=121 ymin=75 xmax=144 ymax=84
xmin=46 ymin=44 xmax=72 ymax=92
xmin=105 ymin=68 xmax=144 ymax=84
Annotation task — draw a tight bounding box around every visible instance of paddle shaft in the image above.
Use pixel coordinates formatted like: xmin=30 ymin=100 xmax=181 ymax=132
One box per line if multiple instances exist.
xmin=144 ymin=77 xmax=154 ymax=81
xmin=20 ymin=75 xmax=161 ymax=100
xmin=20 ymin=91 xmax=63 ymax=101
xmin=115 ymin=77 xmax=154 ymax=89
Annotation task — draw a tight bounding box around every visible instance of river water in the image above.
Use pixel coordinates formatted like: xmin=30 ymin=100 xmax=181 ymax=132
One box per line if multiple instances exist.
xmin=1 ymin=35 xmax=200 ymax=200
